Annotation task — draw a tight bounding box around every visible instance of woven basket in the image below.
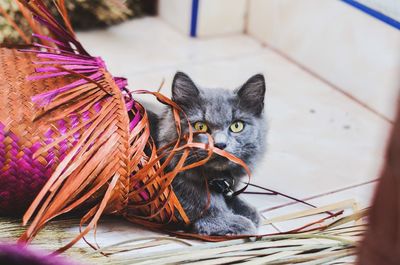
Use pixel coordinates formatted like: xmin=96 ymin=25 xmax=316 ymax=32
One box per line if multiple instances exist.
xmin=0 ymin=44 xmax=192 ymax=246
xmin=0 ymin=0 xmax=251 ymax=251
xmin=0 ymin=48 xmax=75 ymax=214
xmin=0 ymin=0 xmax=198 ymax=251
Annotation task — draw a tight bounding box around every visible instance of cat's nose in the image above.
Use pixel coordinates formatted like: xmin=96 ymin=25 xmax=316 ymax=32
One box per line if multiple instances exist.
xmin=215 ymin=142 xmax=227 ymax=150
xmin=213 ymin=132 xmax=228 ymax=150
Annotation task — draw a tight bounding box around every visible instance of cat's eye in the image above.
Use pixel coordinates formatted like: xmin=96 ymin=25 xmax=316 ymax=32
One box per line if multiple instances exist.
xmin=230 ymin=121 xmax=244 ymax=133
xmin=194 ymin=121 xmax=208 ymax=132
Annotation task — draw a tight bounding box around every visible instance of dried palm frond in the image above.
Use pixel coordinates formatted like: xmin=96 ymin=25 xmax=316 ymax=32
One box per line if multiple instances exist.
xmin=0 ymin=2 xmax=364 ymax=263
xmin=2 ymin=0 xmax=184 ymax=244
xmin=0 ymin=0 xmax=31 ymax=43
xmin=0 ymin=200 xmax=367 ymax=264
xmin=62 ymin=0 xmax=139 ymax=30
xmin=79 ymin=201 xmax=367 ymax=264
xmin=0 ymin=0 xmax=252 ymax=252
xmin=0 ymin=0 xmax=146 ymax=44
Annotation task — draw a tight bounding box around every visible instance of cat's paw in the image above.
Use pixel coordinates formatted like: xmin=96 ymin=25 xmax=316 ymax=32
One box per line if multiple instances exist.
xmin=231 ymin=204 xmax=261 ymax=227
xmin=228 ymin=198 xmax=261 ymax=227
xmin=193 ymin=214 xmax=257 ymax=236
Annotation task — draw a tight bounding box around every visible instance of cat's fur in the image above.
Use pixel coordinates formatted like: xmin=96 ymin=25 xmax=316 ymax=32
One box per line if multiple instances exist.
xmin=150 ymin=72 xmax=267 ymax=235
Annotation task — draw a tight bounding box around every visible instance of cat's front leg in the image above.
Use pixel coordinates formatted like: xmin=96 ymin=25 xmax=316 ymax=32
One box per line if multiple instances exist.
xmin=192 ymin=193 xmax=256 ymax=235
xmin=227 ymin=196 xmax=261 ymax=227
xmin=193 ymin=212 xmax=256 ymax=236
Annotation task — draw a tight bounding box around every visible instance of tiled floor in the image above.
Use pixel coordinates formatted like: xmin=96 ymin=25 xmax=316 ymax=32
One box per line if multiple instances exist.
xmin=75 ymin=17 xmax=393 ymax=246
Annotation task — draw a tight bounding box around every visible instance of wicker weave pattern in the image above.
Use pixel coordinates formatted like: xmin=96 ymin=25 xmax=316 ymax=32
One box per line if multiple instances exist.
xmin=0 ymin=45 xmax=190 ymax=245
xmin=0 ymin=1 xmax=255 ymax=250
xmin=0 ymin=48 xmax=83 ymax=213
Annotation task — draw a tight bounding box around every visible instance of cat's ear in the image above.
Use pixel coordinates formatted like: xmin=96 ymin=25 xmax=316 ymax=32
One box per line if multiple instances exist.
xmin=236 ymin=74 xmax=266 ymax=116
xmin=172 ymin=72 xmax=199 ymax=106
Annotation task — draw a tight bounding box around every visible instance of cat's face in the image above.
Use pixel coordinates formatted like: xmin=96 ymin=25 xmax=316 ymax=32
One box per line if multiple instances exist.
xmin=159 ymin=72 xmax=266 ymax=173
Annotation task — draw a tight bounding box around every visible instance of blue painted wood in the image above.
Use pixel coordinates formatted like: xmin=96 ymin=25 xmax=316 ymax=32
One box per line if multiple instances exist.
xmin=190 ymin=0 xmax=200 ymax=37
xmin=341 ymin=0 xmax=400 ymax=30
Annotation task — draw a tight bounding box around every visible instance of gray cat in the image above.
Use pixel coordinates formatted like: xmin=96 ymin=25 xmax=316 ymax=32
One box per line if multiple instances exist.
xmin=149 ymin=72 xmax=267 ymax=235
